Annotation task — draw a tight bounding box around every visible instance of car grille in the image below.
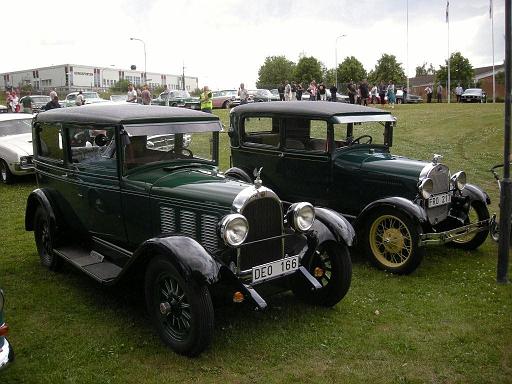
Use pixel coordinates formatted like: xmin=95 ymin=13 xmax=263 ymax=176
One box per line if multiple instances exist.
xmin=425 ymin=164 xmax=450 ymax=225
xmin=239 ymin=197 xmax=283 ymax=271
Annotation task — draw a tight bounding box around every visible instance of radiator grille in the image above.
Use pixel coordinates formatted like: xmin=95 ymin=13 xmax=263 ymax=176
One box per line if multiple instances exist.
xmin=239 ymin=197 xmax=283 ymax=270
xmin=426 ymin=164 xmax=450 ymax=224
xmin=180 ymin=210 xmax=196 ymax=238
xmin=201 ymin=214 xmax=219 ymax=251
xmin=160 ymin=206 xmax=176 ymax=233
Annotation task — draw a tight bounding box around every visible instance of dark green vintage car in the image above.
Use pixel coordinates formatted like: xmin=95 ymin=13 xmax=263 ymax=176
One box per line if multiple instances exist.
xmin=25 ymin=104 xmax=354 ymax=356
xmin=227 ymin=102 xmax=491 ymax=275
xmin=151 ymin=90 xmax=201 ymax=110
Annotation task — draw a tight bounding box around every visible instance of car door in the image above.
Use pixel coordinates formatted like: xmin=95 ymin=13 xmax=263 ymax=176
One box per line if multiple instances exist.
xmin=63 ymin=124 xmax=126 ymax=244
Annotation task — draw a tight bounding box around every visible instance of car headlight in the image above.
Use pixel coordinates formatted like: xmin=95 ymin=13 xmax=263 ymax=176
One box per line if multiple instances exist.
xmin=418 ymin=178 xmax=434 ymax=199
xmin=0 ymin=290 xmax=4 ymax=312
xmin=287 ymin=202 xmax=315 ymax=232
xmin=20 ymin=156 xmax=32 ymax=167
xmin=451 ymin=171 xmax=466 ymax=191
xmin=219 ymin=214 xmax=249 ymax=247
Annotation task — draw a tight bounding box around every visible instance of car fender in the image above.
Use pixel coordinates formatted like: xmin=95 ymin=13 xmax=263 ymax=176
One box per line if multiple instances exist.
xmin=461 ymin=183 xmax=491 ymax=205
xmin=129 ymin=236 xmax=221 ymax=285
xmin=354 ymin=196 xmax=429 ymax=233
xmin=25 ymin=188 xmax=57 ymax=231
xmin=312 ymin=207 xmax=356 ymax=247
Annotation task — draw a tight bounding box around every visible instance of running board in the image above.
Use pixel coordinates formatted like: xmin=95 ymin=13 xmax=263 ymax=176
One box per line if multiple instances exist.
xmin=53 ymin=245 xmax=122 ymax=284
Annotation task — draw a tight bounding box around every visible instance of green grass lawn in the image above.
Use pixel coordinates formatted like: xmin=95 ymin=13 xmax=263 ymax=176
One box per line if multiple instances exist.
xmin=0 ymin=103 xmax=511 ymax=384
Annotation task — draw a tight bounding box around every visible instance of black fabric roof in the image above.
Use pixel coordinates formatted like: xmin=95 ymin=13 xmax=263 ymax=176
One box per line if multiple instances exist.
xmin=36 ymin=104 xmax=219 ymax=125
xmin=231 ymin=101 xmax=390 ymax=118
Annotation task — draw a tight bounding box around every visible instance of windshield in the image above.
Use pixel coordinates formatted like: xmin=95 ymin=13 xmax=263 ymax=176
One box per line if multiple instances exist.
xmin=84 ymin=92 xmax=100 ymax=99
xmin=464 ymin=89 xmax=481 ymax=94
xmin=110 ymin=95 xmax=127 ymax=102
xmin=32 ymin=96 xmax=50 ymax=103
xmin=333 ymin=121 xmax=389 ymax=146
xmin=0 ymin=118 xmax=32 ymax=136
xmin=122 ymin=121 xmax=220 ymax=173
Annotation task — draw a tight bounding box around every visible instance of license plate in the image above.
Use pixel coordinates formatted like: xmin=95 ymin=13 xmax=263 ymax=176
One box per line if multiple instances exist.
xmin=428 ymin=193 xmax=451 ymax=208
xmin=252 ymin=256 xmax=299 ymax=284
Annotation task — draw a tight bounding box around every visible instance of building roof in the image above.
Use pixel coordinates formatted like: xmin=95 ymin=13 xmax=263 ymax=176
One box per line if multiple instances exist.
xmin=408 ymin=64 xmax=505 ymax=87
xmin=36 ymin=104 xmax=219 ymax=125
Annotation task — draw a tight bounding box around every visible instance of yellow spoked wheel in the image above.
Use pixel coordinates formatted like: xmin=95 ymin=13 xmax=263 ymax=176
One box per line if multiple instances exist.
xmin=449 ymin=201 xmax=489 ymax=250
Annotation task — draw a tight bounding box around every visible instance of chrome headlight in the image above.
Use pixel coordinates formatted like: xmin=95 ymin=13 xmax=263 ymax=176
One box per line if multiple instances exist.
xmin=20 ymin=156 xmax=31 ymax=167
xmin=418 ymin=178 xmax=434 ymax=199
xmin=0 ymin=289 xmax=4 ymax=312
xmin=219 ymin=214 xmax=249 ymax=247
xmin=287 ymin=202 xmax=315 ymax=232
xmin=451 ymin=171 xmax=466 ymax=191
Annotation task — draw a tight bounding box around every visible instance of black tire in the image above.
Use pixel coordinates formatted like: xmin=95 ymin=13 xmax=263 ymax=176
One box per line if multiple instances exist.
xmin=292 ymin=242 xmax=352 ymax=307
xmin=362 ymin=208 xmax=425 ymax=275
xmin=396 ymin=98 xmax=402 ymax=104
xmin=145 ymin=256 xmax=214 ymax=357
xmin=222 ymin=101 xmax=231 ymax=109
xmin=224 ymin=167 xmax=253 ymax=183
xmin=449 ymin=200 xmax=490 ymax=250
xmin=34 ymin=206 xmax=62 ymax=270
xmin=0 ymin=159 xmax=13 ymax=184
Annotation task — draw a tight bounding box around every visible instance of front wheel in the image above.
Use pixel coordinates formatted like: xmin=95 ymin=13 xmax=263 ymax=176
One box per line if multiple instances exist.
xmin=34 ymin=206 xmax=62 ymax=270
xmin=292 ymin=242 xmax=352 ymax=307
xmin=0 ymin=159 xmax=13 ymax=184
xmin=362 ymin=208 xmax=424 ymax=275
xmin=145 ymin=256 xmax=214 ymax=357
xmin=449 ymin=200 xmax=489 ymax=250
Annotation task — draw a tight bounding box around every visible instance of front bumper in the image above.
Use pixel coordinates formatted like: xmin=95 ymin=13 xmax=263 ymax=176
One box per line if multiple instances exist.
xmin=0 ymin=337 xmax=14 ymax=370
xmin=12 ymin=162 xmax=35 ymax=176
xmin=419 ymin=219 xmax=491 ymax=246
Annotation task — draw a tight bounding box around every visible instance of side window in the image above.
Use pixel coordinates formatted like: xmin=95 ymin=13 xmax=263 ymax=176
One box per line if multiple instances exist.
xmin=67 ymin=126 xmax=116 ymax=169
xmin=284 ymin=119 xmax=328 ymax=152
xmin=37 ymin=123 xmax=63 ymax=161
xmin=242 ymin=117 xmax=280 ymax=148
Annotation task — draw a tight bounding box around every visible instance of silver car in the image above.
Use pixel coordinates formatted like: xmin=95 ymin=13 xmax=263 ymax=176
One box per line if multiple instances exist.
xmin=0 ymin=114 xmax=35 ymax=183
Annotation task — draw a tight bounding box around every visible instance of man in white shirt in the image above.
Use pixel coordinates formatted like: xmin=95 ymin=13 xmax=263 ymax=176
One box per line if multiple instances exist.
xmin=455 ymin=84 xmax=463 ymax=103
xmin=75 ymin=91 xmax=84 ymax=106
xmin=127 ymin=84 xmax=137 ymax=103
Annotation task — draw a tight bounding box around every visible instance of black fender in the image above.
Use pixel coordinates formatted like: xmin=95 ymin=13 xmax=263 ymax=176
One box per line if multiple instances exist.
xmin=312 ymin=207 xmax=356 ymax=247
xmin=354 ymin=196 xmax=429 ymax=234
xmin=128 ymin=236 xmax=221 ymax=285
xmin=224 ymin=167 xmax=253 ymax=183
xmin=461 ymin=183 xmax=491 ymax=205
xmin=25 ymin=188 xmax=56 ymax=231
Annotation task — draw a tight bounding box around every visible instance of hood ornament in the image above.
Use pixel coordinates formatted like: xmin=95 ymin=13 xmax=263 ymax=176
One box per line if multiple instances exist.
xmin=253 ymin=167 xmax=263 ymax=189
xmin=432 ymin=154 xmax=443 ymax=165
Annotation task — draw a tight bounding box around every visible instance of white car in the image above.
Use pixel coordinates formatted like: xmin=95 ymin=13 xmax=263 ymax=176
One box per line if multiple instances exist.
xmin=64 ymin=91 xmax=106 ymax=107
xmin=0 ymin=114 xmax=35 ymax=183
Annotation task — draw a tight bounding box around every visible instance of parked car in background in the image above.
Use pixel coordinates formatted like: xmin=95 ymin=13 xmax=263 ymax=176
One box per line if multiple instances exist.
xmin=461 ymin=88 xmax=486 ymax=103
xmin=301 ymin=90 xmax=349 ymax=103
xmin=212 ymin=90 xmax=240 ymax=109
xmin=152 ymin=90 xmax=200 ymax=110
xmin=396 ymin=90 xmax=423 ymax=104
xmin=110 ymin=94 xmax=127 ymax=102
xmin=228 ymin=102 xmax=491 ymax=275
xmin=0 ymin=289 xmax=14 ymax=370
xmin=248 ymin=89 xmax=274 ymax=102
xmin=0 ymin=113 xmax=34 ymax=184
xmin=0 ymin=105 xmax=7 ymax=113
xmin=270 ymin=89 xmax=281 ymax=101
xmin=26 ymin=104 xmax=353 ymax=357
xmin=64 ymin=91 xmax=106 ymax=107
xmin=19 ymin=95 xmax=51 ymax=113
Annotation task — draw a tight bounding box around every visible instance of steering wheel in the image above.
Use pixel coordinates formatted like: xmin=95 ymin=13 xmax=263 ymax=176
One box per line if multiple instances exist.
xmin=351 ymin=135 xmax=373 ymax=145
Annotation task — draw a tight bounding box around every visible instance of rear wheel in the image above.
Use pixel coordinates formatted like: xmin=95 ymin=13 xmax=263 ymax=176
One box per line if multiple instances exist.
xmin=449 ymin=200 xmax=489 ymax=250
xmin=222 ymin=101 xmax=231 ymax=109
xmin=0 ymin=159 xmax=13 ymax=184
xmin=363 ymin=208 xmax=424 ymax=274
xmin=34 ymin=206 xmax=62 ymax=270
xmin=292 ymin=242 xmax=352 ymax=307
xmin=145 ymin=256 xmax=214 ymax=357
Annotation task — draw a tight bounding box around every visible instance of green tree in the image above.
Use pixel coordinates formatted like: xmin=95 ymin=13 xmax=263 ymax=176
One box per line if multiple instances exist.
xmin=323 ymin=68 xmax=336 ymax=86
xmin=110 ymin=79 xmax=130 ymax=93
xmin=337 ymin=56 xmax=367 ymax=85
xmin=436 ymin=52 xmax=474 ymax=89
xmin=293 ymin=56 xmax=324 ymax=85
xmin=415 ymin=62 xmax=436 ymax=77
xmin=256 ymin=56 xmax=296 ymax=89
xmin=368 ymin=54 xmax=406 ymax=85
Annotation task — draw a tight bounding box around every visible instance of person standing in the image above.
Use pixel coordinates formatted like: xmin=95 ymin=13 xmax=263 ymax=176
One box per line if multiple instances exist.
xmin=436 ymin=83 xmax=443 ymax=103
xmin=22 ymin=92 xmax=33 ymax=113
xmin=387 ymin=80 xmax=396 ymax=108
xmin=284 ymin=80 xmax=291 ymax=101
xmin=75 ymin=90 xmax=85 ymax=106
xmin=141 ymin=85 xmax=151 ymax=105
xmin=278 ymin=82 xmax=285 ymax=101
xmin=425 ymin=85 xmax=433 ymax=103
xmin=379 ymin=81 xmax=387 ymax=105
xmin=43 ymin=95 xmax=61 ymax=111
xmin=318 ymin=82 xmax=327 ymax=101
xmin=370 ymin=84 xmax=378 ymax=104
xmin=347 ymin=80 xmax=356 ymax=104
xmin=238 ymin=83 xmax=249 ymax=105
xmin=127 ymin=84 xmax=137 ymax=103
xmin=359 ymin=79 xmax=369 ymax=106
xmin=329 ymin=84 xmax=338 ymax=102
xmin=200 ymin=85 xmax=213 ymax=113
xmin=9 ymin=91 xmax=19 ymax=112
xmin=455 ymin=84 xmax=463 ymax=102
xmin=291 ymin=82 xmax=297 ymax=100
xmin=402 ymin=86 xmax=408 ymax=104
xmin=308 ymin=80 xmax=317 ymax=101
xmin=296 ymin=83 xmax=303 ymax=101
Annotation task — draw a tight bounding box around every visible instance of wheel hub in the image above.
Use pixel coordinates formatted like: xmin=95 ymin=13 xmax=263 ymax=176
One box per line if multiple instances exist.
xmin=159 ymin=301 xmax=172 ymax=315
xmin=382 ymin=228 xmax=405 ymax=253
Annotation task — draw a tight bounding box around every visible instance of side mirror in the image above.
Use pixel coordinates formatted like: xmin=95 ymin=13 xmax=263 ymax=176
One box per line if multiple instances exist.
xmin=94 ymin=134 xmax=109 ymax=147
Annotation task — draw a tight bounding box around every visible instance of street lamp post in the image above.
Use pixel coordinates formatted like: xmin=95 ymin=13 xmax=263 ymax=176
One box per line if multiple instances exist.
xmin=130 ymin=37 xmax=147 ymax=84
xmin=335 ymin=34 xmax=347 ymax=90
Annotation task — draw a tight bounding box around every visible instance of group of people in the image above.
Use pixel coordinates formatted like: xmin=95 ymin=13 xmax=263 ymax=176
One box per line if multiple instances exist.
xmin=5 ymin=90 xmax=20 ymax=112
xmin=347 ymin=79 xmax=403 ymax=108
xmin=424 ymin=83 xmax=465 ymax=103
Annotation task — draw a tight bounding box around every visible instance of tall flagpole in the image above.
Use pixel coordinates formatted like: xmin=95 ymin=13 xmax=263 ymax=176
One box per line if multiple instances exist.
xmin=446 ymin=0 xmax=451 ymax=103
xmin=491 ymin=0 xmax=495 ymax=103
xmin=406 ymin=0 xmax=409 ymax=96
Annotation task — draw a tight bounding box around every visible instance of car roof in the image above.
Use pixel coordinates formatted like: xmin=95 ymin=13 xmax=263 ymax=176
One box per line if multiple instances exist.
xmin=35 ymin=104 xmax=220 ymax=125
xmin=0 ymin=113 xmax=35 ymax=122
xmin=231 ymin=101 xmax=391 ymax=119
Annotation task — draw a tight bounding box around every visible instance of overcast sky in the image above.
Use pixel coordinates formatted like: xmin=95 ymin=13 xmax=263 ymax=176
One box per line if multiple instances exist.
xmin=2 ymin=0 xmax=506 ymax=89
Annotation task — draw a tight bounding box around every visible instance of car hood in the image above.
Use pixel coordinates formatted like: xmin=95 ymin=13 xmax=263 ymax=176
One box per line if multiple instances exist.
xmin=358 ymin=151 xmax=427 ymax=180
xmin=0 ymin=133 xmax=33 ymax=156
xmin=150 ymin=167 xmax=251 ymax=209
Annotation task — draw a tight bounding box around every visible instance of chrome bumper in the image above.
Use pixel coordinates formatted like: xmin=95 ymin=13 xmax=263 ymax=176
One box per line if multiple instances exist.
xmin=419 ymin=219 xmax=490 ymax=246
xmin=0 ymin=337 xmax=14 ymax=370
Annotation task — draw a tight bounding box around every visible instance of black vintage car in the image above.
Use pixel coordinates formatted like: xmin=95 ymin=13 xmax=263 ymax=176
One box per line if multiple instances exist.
xmin=25 ymin=104 xmax=354 ymax=356
xmin=227 ymin=102 xmax=491 ymax=275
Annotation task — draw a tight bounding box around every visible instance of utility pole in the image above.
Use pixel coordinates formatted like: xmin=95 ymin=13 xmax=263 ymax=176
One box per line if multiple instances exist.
xmin=182 ymin=62 xmax=186 ymax=91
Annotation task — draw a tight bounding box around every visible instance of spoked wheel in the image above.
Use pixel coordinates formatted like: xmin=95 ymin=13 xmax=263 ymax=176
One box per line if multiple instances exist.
xmin=449 ymin=200 xmax=490 ymax=250
xmin=292 ymin=242 xmax=352 ymax=307
xmin=0 ymin=159 xmax=13 ymax=184
xmin=33 ymin=206 xmax=62 ymax=270
xmin=363 ymin=208 xmax=424 ymax=275
xmin=145 ymin=256 xmax=214 ymax=356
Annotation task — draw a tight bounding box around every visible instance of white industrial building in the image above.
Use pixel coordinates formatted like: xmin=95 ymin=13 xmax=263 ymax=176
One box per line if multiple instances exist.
xmin=1 ymin=64 xmax=198 ymax=93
